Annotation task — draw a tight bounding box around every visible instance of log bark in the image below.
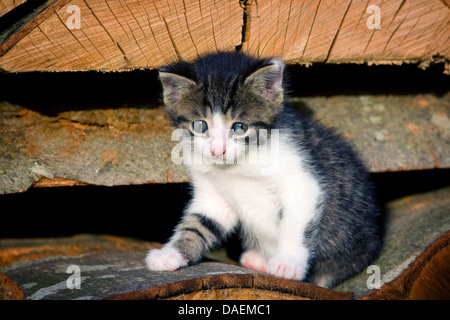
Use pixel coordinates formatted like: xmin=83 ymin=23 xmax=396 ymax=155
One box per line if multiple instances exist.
xmin=0 ymin=0 xmax=449 ymax=72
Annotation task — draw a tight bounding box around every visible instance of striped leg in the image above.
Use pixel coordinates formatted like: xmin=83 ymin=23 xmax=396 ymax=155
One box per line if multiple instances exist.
xmin=172 ymin=213 xmax=228 ymax=263
xmin=146 ymin=213 xmax=232 ymax=272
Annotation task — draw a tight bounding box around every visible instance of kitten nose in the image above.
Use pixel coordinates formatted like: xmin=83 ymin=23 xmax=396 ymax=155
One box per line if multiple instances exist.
xmin=211 ymin=146 xmax=225 ymax=157
xmin=210 ymin=134 xmax=226 ymax=157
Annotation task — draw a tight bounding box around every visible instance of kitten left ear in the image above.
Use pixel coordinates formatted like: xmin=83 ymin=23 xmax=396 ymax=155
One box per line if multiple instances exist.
xmin=244 ymin=58 xmax=284 ymax=101
xmin=159 ymin=71 xmax=196 ymax=105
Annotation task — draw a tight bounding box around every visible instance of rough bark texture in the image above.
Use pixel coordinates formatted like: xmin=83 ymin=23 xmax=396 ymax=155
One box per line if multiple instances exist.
xmin=334 ymin=187 xmax=450 ymax=298
xmin=0 ymin=101 xmax=188 ymax=194
xmin=1 ymin=187 xmax=449 ymax=300
xmin=1 ymin=93 xmax=449 ymax=194
xmin=0 ymin=0 xmax=449 ymax=72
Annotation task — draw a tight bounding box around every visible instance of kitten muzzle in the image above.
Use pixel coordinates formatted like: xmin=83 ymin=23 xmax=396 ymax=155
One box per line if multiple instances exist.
xmin=209 ymin=129 xmax=227 ymax=157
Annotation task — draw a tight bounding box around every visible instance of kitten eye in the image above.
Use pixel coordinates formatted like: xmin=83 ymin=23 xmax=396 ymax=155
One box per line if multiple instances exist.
xmin=192 ymin=120 xmax=208 ymax=134
xmin=231 ymin=122 xmax=248 ymax=136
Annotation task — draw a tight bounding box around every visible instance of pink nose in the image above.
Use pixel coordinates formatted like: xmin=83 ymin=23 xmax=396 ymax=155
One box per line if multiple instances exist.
xmin=210 ymin=134 xmax=226 ymax=157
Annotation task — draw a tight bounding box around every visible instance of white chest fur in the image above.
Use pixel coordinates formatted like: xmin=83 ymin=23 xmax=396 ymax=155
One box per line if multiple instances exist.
xmin=211 ymin=168 xmax=281 ymax=257
xmin=187 ymin=139 xmax=322 ymax=260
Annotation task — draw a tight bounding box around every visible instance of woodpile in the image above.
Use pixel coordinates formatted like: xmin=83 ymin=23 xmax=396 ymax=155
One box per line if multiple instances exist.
xmin=1 ymin=187 xmax=449 ymax=299
xmin=1 ymin=93 xmax=449 ymax=193
xmin=1 ymin=0 xmax=449 ymax=72
xmin=0 ymin=0 xmax=449 ymax=301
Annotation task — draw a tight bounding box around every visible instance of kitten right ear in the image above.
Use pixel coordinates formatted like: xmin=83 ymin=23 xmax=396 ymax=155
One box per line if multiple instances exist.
xmin=244 ymin=58 xmax=284 ymax=102
xmin=159 ymin=72 xmax=196 ymax=105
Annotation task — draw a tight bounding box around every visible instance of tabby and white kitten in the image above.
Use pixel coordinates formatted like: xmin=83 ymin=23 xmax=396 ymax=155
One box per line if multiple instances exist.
xmin=146 ymin=52 xmax=381 ymax=288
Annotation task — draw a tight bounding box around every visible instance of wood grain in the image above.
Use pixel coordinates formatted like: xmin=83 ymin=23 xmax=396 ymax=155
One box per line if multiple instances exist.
xmin=0 ymin=0 xmax=27 ymax=18
xmin=241 ymin=0 xmax=450 ymax=66
xmin=0 ymin=0 xmax=449 ymax=72
xmin=0 ymin=0 xmax=242 ymax=71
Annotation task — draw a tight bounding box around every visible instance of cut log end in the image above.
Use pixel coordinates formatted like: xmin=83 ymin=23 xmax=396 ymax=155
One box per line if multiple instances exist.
xmin=0 ymin=0 xmax=449 ymax=72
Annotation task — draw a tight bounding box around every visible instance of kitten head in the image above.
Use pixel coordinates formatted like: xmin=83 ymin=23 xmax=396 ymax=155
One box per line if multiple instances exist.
xmin=159 ymin=52 xmax=285 ymax=165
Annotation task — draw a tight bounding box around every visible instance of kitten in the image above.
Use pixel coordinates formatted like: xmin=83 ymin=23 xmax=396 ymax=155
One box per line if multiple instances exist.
xmin=145 ymin=52 xmax=381 ymax=288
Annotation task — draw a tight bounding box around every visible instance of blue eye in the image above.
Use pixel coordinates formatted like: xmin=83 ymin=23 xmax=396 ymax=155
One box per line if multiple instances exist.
xmin=231 ymin=122 xmax=248 ymax=135
xmin=192 ymin=120 xmax=208 ymax=134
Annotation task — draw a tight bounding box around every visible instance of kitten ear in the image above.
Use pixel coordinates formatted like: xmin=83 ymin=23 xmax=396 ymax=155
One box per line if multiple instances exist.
xmin=159 ymin=72 xmax=196 ymax=105
xmin=244 ymin=58 xmax=284 ymax=101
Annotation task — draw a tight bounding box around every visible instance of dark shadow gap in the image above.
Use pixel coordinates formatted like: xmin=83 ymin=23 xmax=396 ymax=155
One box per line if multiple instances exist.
xmin=284 ymin=62 xmax=449 ymax=97
xmin=0 ymin=63 xmax=448 ymax=116
xmin=0 ymin=69 xmax=162 ymax=116
xmin=1 ymin=169 xmax=449 ymax=242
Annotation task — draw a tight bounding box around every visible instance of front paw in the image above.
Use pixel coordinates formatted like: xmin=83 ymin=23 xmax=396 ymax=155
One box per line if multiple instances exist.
xmin=240 ymin=250 xmax=267 ymax=272
xmin=267 ymin=255 xmax=307 ymax=281
xmin=145 ymin=246 xmax=188 ymax=271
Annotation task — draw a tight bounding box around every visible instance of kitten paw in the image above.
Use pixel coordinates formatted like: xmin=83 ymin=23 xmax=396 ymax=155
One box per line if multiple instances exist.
xmin=240 ymin=250 xmax=267 ymax=272
xmin=267 ymin=255 xmax=307 ymax=281
xmin=145 ymin=246 xmax=188 ymax=271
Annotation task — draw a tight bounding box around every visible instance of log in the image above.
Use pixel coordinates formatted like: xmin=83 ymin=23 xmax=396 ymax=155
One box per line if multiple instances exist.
xmin=0 ymin=0 xmax=243 ymax=72
xmin=0 ymin=0 xmax=449 ymax=72
xmin=0 ymin=0 xmax=26 ymax=18
xmin=241 ymin=0 xmax=450 ymax=67
xmin=1 ymin=92 xmax=449 ymax=194
xmin=1 ymin=187 xmax=449 ymax=299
